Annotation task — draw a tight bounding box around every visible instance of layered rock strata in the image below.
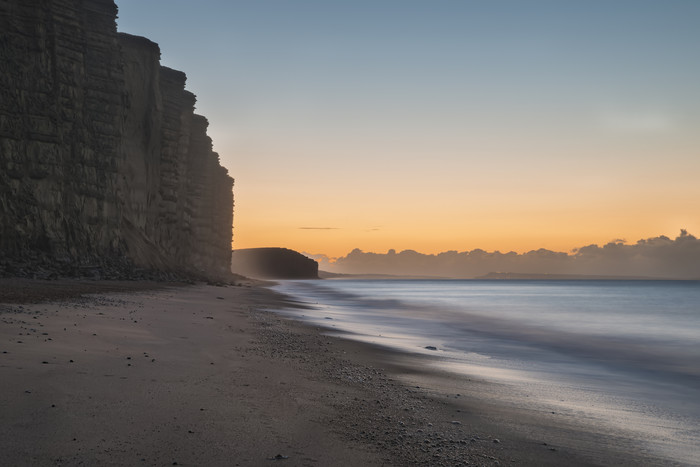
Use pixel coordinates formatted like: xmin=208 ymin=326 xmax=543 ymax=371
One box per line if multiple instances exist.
xmin=0 ymin=0 xmax=234 ymax=280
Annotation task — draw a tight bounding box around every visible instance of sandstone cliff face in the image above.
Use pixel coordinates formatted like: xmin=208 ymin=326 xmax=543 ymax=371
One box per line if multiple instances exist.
xmin=0 ymin=0 xmax=234 ymax=279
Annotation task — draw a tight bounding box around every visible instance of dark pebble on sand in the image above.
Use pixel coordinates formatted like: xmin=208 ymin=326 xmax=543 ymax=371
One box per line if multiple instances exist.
xmin=42 ymin=361 xmax=48 ymax=364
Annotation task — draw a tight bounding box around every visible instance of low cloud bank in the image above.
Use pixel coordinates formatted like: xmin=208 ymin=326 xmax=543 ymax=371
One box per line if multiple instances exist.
xmin=307 ymin=230 xmax=700 ymax=279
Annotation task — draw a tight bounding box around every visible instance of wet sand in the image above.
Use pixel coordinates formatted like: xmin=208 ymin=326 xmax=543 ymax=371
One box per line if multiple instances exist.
xmin=0 ymin=280 xmax=663 ymax=466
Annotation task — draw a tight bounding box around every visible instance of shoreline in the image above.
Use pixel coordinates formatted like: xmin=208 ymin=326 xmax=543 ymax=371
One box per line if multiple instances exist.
xmin=0 ymin=280 xmax=673 ymax=466
xmin=266 ymin=308 xmax=677 ymax=467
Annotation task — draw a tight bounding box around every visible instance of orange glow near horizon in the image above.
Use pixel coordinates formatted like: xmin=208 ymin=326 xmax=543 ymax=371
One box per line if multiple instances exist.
xmin=115 ymin=2 xmax=700 ymax=262
xmin=233 ymin=225 xmax=700 ymax=259
xmin=230 ymin=173 xmax=700 ymax=258
xmin=219 ymin=110 xmax=700 ymax=259
xmin=118 ymin=0 xmax=700 ymax=264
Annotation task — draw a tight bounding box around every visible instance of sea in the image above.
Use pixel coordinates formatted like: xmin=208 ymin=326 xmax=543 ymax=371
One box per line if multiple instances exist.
xmin=271 ymin=279 xmax=700 ymax=465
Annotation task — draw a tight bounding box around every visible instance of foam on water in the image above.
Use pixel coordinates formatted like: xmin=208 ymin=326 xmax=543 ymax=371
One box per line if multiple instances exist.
xmin=272 ymin=279 xmax=700 ymax=465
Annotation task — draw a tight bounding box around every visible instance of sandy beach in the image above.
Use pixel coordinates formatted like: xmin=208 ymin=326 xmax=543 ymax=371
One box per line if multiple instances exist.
xmin=0 ymin=280 xmax=664 ymax=466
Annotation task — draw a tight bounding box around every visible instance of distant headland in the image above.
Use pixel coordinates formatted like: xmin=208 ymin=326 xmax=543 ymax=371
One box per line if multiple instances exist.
xmin=231 ymin=248 xmax=318 ymax=280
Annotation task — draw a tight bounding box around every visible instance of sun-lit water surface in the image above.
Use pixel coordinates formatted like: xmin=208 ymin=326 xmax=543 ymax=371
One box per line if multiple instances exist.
xmin=271 ymin=279 xmax=700 ymax=465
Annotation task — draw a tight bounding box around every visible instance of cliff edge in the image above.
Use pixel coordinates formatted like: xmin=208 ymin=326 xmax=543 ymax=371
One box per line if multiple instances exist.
xmin=0 ymin=0 xmax=234 ymax=280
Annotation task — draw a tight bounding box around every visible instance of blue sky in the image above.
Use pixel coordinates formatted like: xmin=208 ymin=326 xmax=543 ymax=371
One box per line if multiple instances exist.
xmin=116 ymin=0 xmax=700 ymax=256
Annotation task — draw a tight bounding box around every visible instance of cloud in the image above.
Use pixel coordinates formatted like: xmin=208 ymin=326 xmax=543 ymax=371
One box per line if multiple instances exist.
xmin=324 ymin=231 xmax=700 ymax=279
xmin=302 ymin=252 xmax=337 ymax=270
xmin=298 ymin=227 xmax=339 ymax=230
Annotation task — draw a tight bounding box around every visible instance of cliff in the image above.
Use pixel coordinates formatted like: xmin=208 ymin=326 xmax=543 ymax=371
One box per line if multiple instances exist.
xmin=231 ymin=248 xmax=319 ymax=280
xmin=0 ymin=0 xmax=234 ymax=280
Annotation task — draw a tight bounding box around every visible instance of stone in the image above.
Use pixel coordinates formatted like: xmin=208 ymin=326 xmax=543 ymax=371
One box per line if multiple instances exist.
xmin=0 ymin=0 xmax=234 ymax=282
xmin=231 ymin=248 xmax=318 ymax=279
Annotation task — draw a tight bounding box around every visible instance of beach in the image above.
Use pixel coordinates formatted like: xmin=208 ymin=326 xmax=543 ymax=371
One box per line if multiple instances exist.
xmin=0 ymin=280 xmax=670 ymax=466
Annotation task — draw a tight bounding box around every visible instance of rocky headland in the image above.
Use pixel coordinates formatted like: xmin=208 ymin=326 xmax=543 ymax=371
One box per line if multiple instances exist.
xmin=0 ymin=0 xmax=233 ymax=281
xmin=231 ymin=248 xmax=319 ymax=280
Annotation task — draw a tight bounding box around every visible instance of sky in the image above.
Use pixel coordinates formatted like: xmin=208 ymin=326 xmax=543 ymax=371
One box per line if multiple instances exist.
xmin=116 ymin=0 xmax=700 ymax=260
